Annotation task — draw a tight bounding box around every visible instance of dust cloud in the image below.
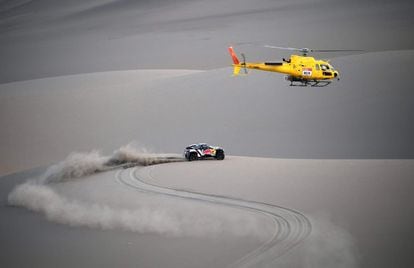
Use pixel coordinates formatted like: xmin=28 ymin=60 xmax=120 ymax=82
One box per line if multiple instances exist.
xmin=7 ymin=144 xmax=272 ymax=239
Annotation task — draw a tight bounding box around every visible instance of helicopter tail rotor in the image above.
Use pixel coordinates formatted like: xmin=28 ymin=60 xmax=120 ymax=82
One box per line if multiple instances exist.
xmin=241 ymin=53 xmax=248 ymax=74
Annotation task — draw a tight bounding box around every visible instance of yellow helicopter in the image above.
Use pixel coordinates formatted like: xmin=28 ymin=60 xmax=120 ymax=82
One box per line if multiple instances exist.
xmin=228 ymin=45 xmax=358 ymax=87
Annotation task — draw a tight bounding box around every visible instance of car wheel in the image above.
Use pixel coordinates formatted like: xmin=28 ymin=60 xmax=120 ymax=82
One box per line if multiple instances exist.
xmin=189 ymin=152 xmax=197 ymax=161
xmin=215 ymin=150 xmax=225 ymax=160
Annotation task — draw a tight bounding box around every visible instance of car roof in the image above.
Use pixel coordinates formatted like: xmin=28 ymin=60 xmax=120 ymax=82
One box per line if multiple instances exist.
xmin=187 ymin=143 xmax=208 ymax=148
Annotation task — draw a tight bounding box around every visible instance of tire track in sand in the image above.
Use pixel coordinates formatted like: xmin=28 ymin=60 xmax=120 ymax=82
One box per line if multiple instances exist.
xmin=117 ymin=166 xmax=311 ymax=268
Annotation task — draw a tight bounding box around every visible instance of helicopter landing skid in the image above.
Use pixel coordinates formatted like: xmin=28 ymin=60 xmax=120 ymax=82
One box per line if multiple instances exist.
xmin=309 ymin=80 xmax=331 ymax=87
xmin=288 ymin=80 xmax=331 ymax=87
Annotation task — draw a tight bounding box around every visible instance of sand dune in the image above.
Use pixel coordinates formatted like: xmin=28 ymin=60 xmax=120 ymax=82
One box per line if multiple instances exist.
xmin=1 ymin=0 xmax=413 ymax=83
xmin=1 ymin=50 xmax=414 ymax=176
xmin=3 ymin=151 xmax=413 ymax=267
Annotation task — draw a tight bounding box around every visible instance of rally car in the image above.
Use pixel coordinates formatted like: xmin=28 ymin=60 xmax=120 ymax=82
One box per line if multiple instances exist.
xmin=184 ymin=143 xmax=225 ymax=161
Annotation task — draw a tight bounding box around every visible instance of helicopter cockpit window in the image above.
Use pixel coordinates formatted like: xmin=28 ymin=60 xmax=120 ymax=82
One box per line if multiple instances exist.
xmin=315 ymin=64 xmax=320 ymax=70
xmin=320 ymin=64 xmax=330 ymax=71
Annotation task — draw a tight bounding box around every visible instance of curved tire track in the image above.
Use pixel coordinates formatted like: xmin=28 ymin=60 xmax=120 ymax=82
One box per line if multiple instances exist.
xmin=116 ymin=166 xmax=311 ymax=268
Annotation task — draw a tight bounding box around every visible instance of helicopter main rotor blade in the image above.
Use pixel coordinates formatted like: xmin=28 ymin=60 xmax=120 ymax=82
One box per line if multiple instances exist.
xmin=311 ymin=49 xmax=365 ymax=53
xmin=263 ymin=45 xmax=302 ymax=51
xmin=263 ymin=45 xmax=364 ymax=54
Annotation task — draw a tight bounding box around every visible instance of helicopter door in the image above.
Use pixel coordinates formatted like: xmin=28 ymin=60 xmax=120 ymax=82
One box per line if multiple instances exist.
xmin=314 ymin=64 xmax=322 ymax=78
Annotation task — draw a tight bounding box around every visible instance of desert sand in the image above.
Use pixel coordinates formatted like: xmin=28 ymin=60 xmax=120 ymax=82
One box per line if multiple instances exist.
xmin=1 ymin=0 xmax=414 ymax=267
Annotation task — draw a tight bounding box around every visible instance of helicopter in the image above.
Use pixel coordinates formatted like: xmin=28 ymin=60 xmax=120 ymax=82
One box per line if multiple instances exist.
xmin=228 ymin=45 xmax=360 ymax=87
